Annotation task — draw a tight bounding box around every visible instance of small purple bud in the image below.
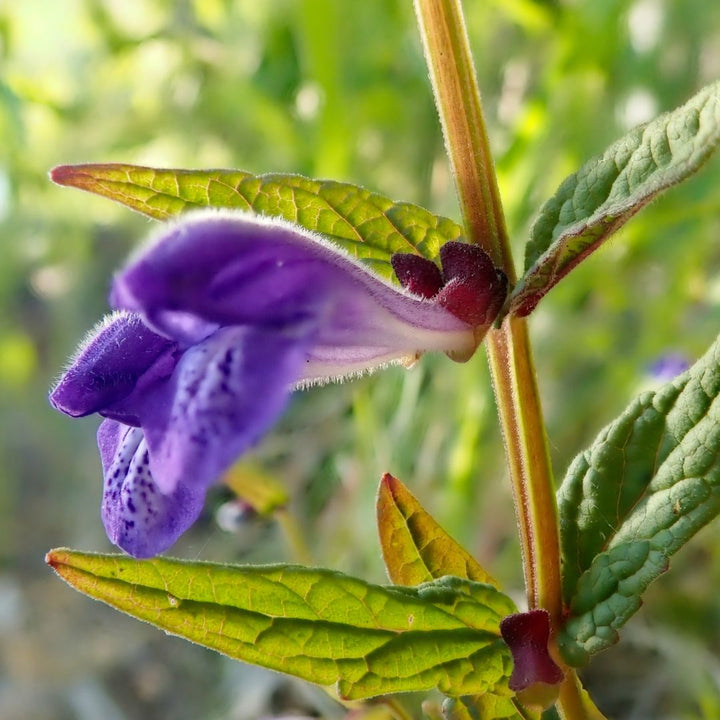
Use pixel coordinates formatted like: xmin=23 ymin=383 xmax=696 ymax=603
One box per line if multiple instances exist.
xmin=648 ymin=353 xmax=690 ymax=381
xmin=390 ymin=253 xmax=444 ymax=299
xmin=435 ymin=242 xmax=508 ymax=326
xmin=500 ymin=609 xmax=563 ymax=708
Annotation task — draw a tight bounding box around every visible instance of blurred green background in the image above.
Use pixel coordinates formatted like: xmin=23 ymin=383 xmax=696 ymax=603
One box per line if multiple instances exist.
xmin=2 ymin=1 xmax=720 ymax=718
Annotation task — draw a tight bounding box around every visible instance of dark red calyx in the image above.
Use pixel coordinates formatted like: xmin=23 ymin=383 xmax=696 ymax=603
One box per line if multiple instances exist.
xmin=438 ymin=241 xmax=495 ymax=280
xmin=390 ymin=253 xmax=444 ymax=299
xmin=391 ymin=242 xmax=509 ymax=327
xmin=500 ymin=609 xmax=564 ymax=698
xmin=435 ymin=242 xmax=508 ymax=326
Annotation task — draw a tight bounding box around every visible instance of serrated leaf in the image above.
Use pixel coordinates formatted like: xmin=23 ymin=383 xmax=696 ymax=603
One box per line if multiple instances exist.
xmin=377 ymin=475 xmax=527 ymax=720
xmin=377 ymin=473 xmax=497 ymax=587
xmin=509 ymin=81 xmax=720 ymax=316
xmin=47 ymin=549 xmax=516 ymax=700
xmin=50 ymin=163 xmax=464 ymax=280
xmin=557 ymin=335 xmax=720 ymax=665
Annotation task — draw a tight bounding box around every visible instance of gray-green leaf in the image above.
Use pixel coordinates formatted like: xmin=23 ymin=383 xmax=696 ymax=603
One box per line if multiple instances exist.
xmin=509 ymin=81 xmax=720 ymax=316
xmin=47 ymin=549 xmax=516 ymax=700
xmin=558 ymin=336 xmax=720 ymax=665
xmin=50 ymin=164 xmax=464 ymax=280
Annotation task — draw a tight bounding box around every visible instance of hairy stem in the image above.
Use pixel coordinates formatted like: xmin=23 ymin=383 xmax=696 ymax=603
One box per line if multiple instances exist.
xmin=486 ymin=318 xmax=560 ymax=616
xmin=413 ymin=0 xmax=512 ymax=273
xmin=413 ymin=0 xmax=559 ymax=622
xmin=413 ymin=1 xmax=603 ymax=717
xmin=557 ymin=672 xmax=610 ymax=720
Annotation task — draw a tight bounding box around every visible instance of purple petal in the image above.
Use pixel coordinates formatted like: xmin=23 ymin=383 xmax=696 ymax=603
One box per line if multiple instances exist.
xmin=98 ymin=420 xmax=205 ymax=558
xmin=50 ymin=311 xmax=177 ymax=419
xmin=96 ymin=323 xmax=312 ymax=557
xmin=97 ymin=323 xmax=312 ymax=556
xmin=110 ymin=213 xmax=333 ymax=343
xmin=136 ymin=323 xmax=315 ymax=495
xmin=111 ymin=211 xmax=476 ymax=372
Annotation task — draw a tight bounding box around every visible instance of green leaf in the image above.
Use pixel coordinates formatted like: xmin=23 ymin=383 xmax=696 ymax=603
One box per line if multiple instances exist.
xmin=377 ymin=473 xmax=497 ymax=587
xmin=377 ymin=475 xmax=530 ymax=720
xmin=50 ymin=163 xmax=464 ymax=280
xmin=509 ymin=81 xmax=720 ymax=316
xmin=47 ymin=548 xmax=516 ymax=700
xmin=557 ymin=335 xmax=720 ymax=666
xmin=442 ymin=694 xmax=538 ymax=720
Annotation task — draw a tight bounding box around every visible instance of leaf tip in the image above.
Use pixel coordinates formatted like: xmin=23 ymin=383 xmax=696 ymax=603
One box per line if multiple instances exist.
xmin=380 ymin=471 xmax=398 ymax=494
xmin=50 ymin=163 xmax=118 ymax=191
xmin=49 ymin=164 xmax=81 ymax=187
xmin=45 ymin=548 xmax=62 ymax=568
xmin=45 ymin=548 xmax=72 ymax=577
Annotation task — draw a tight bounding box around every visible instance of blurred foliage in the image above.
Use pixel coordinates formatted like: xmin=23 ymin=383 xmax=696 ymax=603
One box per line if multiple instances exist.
xmin=2 ymin=1 xmax=720 ymax=718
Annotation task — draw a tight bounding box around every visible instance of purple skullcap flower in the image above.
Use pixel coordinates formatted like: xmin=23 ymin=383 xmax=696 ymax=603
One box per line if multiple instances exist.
xmin=51 ymin=210 xmax=504 ymax=558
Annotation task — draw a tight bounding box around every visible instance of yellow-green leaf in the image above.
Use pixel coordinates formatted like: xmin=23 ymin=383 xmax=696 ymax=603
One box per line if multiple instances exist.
xmin=50 ymin=163 xmax=464 ymax=280
xmin=377 ymin=473 xmax=496 ymax=587
xmin=47 ymin=548 xmax=516 ymax=700
xmin=442 ymin=694 xmax=538 ymax=720
xmin=377 ymin=475 xmax=527 ymax=720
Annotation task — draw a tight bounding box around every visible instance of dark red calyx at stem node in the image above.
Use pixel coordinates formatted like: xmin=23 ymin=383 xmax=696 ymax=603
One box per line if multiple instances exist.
xmin=391 ymin=241 xmax=508 ymax=327
xmin=500 ymin=609 xmax=564 ymax=694
xmin=390 ymin=253 xmax=444 ymax=299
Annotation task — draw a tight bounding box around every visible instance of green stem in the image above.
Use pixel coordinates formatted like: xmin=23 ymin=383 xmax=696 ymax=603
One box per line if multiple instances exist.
xmin=413 ymin=1 xmax=605 ymax=717
xmin=557 ymin=672 xmax=610 ymax=720
xmin=413 ymin=0 xmax=559 ymax=624
xmin=486 ymin=318 xmax=560 ymax=616
xmin=413 ymin=0 xmax=512 ymax=273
